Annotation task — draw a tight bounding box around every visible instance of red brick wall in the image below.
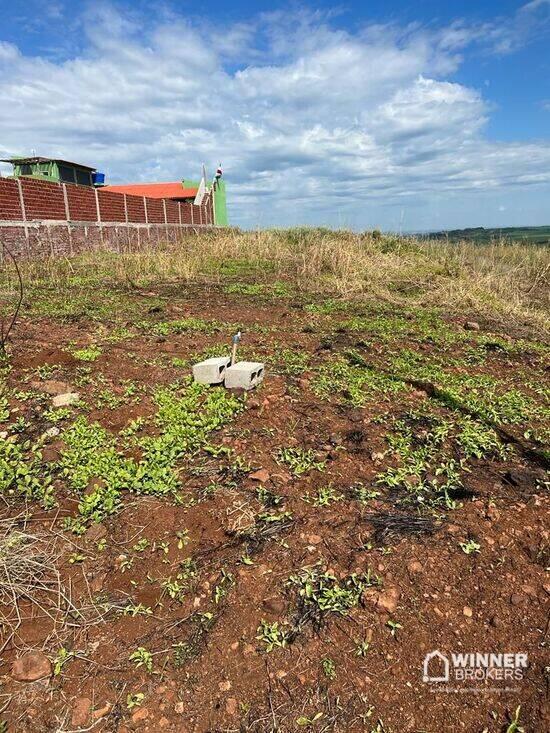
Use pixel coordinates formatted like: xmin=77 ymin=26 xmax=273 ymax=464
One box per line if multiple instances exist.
xmin=125 ymin=194 xmax=146 ymax=223
xmin=165 ymin=199 xmax=180 ymax=224
xmin=97 ymin=189 xmax=126 ymax=222
xmin=0 ymin=179 xmax=23 ymax=220
xmin=0 ymin=176 xmax=213 ymax=226
xmin=0 ymin=177 xmax=218 ymax=259
xmin=20 ymin=178 xmax=66 ymax=220
xmin=66 ymin=184 xmax=96 ymax=221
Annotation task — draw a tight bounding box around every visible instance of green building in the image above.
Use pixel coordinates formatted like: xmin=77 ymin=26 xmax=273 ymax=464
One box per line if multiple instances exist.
xmin=2 ymin=156 xmax=96 ymax=186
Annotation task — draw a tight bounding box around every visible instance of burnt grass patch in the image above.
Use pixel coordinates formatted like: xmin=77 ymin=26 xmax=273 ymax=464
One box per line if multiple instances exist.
xmin=0 ymin=280 xmax=548 ymax=733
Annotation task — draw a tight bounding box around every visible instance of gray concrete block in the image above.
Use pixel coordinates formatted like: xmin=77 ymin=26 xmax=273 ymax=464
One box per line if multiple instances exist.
xmin=224 ymin=361 xmax=265 ymax=390
xmin=192 ymin=356 xmax=231 ymax=385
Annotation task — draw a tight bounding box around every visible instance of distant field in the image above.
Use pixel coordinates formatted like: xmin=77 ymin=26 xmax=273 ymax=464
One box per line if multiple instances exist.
xmin=428 ymin=225 xmax=550 ymax=245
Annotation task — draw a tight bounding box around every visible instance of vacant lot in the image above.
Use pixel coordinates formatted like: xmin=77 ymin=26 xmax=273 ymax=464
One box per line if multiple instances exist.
xmin=0 ymin=230 xmax=548 ymax=732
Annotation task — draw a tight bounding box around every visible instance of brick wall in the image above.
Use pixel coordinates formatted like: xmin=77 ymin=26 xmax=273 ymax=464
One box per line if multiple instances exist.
xmin=0 ymin=176 xmax=217 ymax=258
xmin=0 ymin=179 xmax=22 ymax=220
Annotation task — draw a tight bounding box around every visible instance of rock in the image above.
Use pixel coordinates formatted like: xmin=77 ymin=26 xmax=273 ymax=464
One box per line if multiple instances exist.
xmin=174 ymin=702 xmax=185 ymax=714
xmin=89 ymin=572 xmax=106 ymax=593
xmin=159 ymin=717 xmax=170 ymax=728
xmin=249 ymin=469 xmax=270 ymax=483
xmin=363 ymin=587 xmax=400 ymax=614
xmin=521 ymin=584 xmax=537 ymax=599
xmin=262 ymin=597 xmax=286 ymax=615
xmin=52 ymin=392 xmax=80 ymax=408
xmin=247 ymin=399 xmax=261 ymax=410
xmin=41 ymin=446 xmax=60 ymax=463
xmin=0 ymin=431 xmax=8 ymax=440
xmin=92 ymin=702 xmax=111 ymax=720
xmin=11 ymin=651 xmax=51 ymax=682
xmin=464 ymin=321 xmax=480 ymax=331
xmin=219 ymin=680 xmax=232 ymax=692
xmin=31 ymin=380 xmax=71 ymax=395
xmin=131 ymin=707 xmax=149 ymax=722
xmin=226 ymin=698 xmax=238 ymax=716
xmin=71 ymin=698 xmax=92 ymax=728
xmin=41 ymin=426 xmax=60 ymax=440
xmin=407 ymin=560 xmax=423 ymax=574
xmin=486 ymin=505 xmax=500 ymax=521
xmin=307 ymin=534 xmax=322 ymax=545
xmin=463 ymin=606 xmax=473 ymax=618
xmin=510 ymin=593 xmax=526 ymax=606
xmin=86 ymin=523 xmax=107 ymax=542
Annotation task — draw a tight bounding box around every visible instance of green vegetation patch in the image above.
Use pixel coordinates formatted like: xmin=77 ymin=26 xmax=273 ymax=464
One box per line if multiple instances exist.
xmin=391 ymin=349 xmax=544 ymax=425
xmin=376 ymin=409 xmax=508 ymax=509
xmin=312 ymin=354 xmax=405 ymax=406
xmin=60 ymin=380 xmax=243 ymax=532
xmin=0 ymin=437 xmax=54 ymax=508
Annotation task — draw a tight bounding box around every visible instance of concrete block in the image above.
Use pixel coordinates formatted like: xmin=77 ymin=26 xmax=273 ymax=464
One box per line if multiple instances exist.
xmin=224 ymin=361 xmax=265 ymax=391
xmin=192 ymin=356 xmax=231 ymax=385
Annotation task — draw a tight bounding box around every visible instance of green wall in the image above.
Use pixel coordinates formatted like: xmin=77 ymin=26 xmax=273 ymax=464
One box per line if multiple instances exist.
xmin=213 ymin=180 xmax=228 ymax=226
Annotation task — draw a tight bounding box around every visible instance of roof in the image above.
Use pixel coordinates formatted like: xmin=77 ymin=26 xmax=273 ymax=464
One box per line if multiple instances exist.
xmin=0 ymin=156 xmax=96 ymax=171
xmin=102 ymin=182 xmax=198 ymax=199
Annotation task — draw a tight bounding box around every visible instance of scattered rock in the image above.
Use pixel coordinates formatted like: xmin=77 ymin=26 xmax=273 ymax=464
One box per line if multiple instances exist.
xmin=71 ymin=698 xmax=92 ymax=728
xmin=11 ymin=651 xmax=51 ymax=682
xmin=262 ymin=597 xmax=286 ymax=615
xmin=463 ymin=606 xmax=473 ymax=618
xmin=363 ymin=587 xmax=400 ymax=614
xmin=521 ymin=584 xmax=537 ymax=599
xmin=41 ymin=426 xmax=60 ymax=440
xmin=307 ymin=534 xmax=322 ymax=545
xmin=407 ymin=560 xmax=423 ymax=574
xmin=52 ymin=392 xmax=80 ymax=408
xmin=226 ymin=698 xmax=238 ymax=716
xmin=486 ymin=505 xmax=500 ymax=521
xmin=92 ymin=702 xmax=111 ymax=720
xmin=86 ymin=523 xmax=107 ymax=542
xmin=158 ymin=717 xmax=170 ymax=728
xmin=30 ymin=379 xmax=71 ymax=395
xmin=219 ymin=680 xmax=232 ymax=692
xmin=41 ymin=446 xmax=60 ymax=463
xmin=89 ymin=572 xmax=106 ymax=593
xmin=464 ymin=321 xmax=480 ymax=331
xmin=510 ymin=593 xmax=527 ymax=606
xmin=249 ymin=468 xmax=270 ymax=483
xmin=174 ymin=702 xmax=185 ymax=714
xmin=131 ymin=707 xmax=149 ymax=722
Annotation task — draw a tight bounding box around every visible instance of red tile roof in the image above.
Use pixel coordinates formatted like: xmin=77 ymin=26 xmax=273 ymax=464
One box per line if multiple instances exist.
xmin=102 ymin=182 xmax=198 ymax=199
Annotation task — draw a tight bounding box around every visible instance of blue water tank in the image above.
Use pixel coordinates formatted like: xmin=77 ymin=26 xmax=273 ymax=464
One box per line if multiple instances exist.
xmin=92 ymin=171 xmax=105 ymax=186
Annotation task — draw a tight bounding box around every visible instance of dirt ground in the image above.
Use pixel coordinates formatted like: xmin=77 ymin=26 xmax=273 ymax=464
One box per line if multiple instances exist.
xmin=0 ymin=281 xmax=548 ymax=733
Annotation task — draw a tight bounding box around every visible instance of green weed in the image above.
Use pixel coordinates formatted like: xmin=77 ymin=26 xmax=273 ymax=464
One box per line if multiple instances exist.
xmin=276 ymin=447 xmax=326 ymax=476
xmin=256 ymin=620 xmax=290 ymax=651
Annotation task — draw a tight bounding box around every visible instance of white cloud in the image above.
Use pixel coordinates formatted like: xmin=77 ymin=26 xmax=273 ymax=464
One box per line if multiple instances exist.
xmin=0 ymin=4 xmax=549 ymax=229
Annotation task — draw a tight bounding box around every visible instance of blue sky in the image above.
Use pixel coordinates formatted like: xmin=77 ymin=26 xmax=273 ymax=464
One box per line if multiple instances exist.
xmin=0 ymin=0 xmax=549 ymax=230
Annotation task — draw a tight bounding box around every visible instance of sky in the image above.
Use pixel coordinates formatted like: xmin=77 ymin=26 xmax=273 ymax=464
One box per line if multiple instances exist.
xmin=0 ymin=0 xmax=549 ymax=231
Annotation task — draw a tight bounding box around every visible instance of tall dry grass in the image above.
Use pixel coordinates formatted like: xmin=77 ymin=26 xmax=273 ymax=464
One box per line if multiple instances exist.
xmin=4 ymin=228 xmax=549 ymax=334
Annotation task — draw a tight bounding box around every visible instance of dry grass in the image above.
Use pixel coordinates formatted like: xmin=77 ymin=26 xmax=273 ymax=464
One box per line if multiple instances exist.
xmin=0 ymin=517 xmax=63 ymax=650
xmin=4 ymin=228 xmax=550 ymax=334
